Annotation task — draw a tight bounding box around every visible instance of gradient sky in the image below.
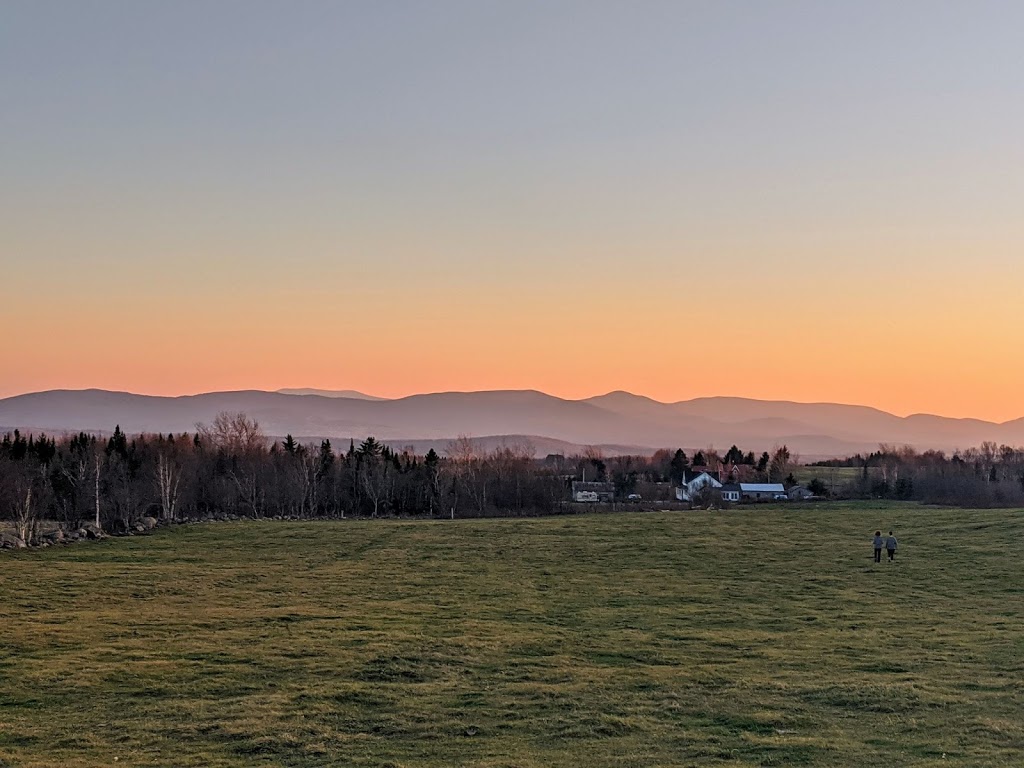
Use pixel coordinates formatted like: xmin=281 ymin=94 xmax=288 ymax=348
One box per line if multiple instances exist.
xmin=3 ymin=1 xmax=1023 ymax=420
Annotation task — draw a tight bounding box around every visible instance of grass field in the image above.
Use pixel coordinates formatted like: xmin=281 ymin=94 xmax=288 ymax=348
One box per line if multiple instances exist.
xmin=1 ymin=504 xmax=1022 ymax=767
xmin=790 ymin=466 xmax=875 ymax=490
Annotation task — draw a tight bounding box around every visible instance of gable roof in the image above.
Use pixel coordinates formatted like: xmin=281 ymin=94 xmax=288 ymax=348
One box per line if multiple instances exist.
xmin=683 ymin=468 xmax=722 ymax=484
xmin=739 ymin=483 xmax=785 ymax=493
xmin=685 ymin=470 xmax=722 ymax=485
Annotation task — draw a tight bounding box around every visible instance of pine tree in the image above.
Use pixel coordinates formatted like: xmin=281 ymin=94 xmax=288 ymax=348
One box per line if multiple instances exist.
xmin=318 ymin=440 xmax=334 ymax=477
xmin=724 ymin=445 xmax=744 ymax=465
xmin=106 ymin=425 xmax=128 ymax=458
xmin=358 ymin=437 xmax=383 ymax=458
xmin=669 ymin=449 xmax=689 ymax=483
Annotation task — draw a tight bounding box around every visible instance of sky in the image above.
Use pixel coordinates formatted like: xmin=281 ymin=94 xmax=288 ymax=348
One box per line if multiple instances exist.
xmin=2 ymin=1 xmax=1023 ymax=420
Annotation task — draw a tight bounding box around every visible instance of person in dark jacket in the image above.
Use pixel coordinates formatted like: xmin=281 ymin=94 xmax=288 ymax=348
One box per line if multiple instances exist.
xmin=886 ymin=531 xmax=898 ymax=561
xmin=873 ymin=531 xmax=883 ymax=563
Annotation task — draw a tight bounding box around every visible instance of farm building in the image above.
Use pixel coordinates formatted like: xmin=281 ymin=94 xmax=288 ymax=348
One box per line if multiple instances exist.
xmin=720 ymin=483 xmax=742 ymax=503
xmin=571 ymin=481 xmax=615 ymax=502
xmin=675 ymin=470 xmax=722 ymax=502
xmin=739 ymin=483 xmax=786 ymax=501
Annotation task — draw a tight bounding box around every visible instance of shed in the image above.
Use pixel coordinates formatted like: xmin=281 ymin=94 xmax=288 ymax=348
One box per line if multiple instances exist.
xmin=739 ymin=482 xmax=786 ymax=501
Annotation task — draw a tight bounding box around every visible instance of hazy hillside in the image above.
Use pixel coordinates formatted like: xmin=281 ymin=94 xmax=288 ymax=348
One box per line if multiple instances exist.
xmin=371 ymin=435 xmax=648 ymax=458
xmin=1 ymin=388 xmax=1021 ymax=458
xmin=276 ymin=388 xmax=387 ymax=400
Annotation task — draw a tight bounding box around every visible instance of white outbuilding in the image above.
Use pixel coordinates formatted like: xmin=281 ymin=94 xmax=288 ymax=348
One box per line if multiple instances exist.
xmin=739 ymin=483 xmax=786 ymax=501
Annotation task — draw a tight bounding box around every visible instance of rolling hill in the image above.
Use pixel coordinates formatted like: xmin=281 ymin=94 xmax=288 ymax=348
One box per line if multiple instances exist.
xmin=1 ymin=388 xmax=1021 ymax=459
xmin=275 ymin=388 xmax=387 ymax=400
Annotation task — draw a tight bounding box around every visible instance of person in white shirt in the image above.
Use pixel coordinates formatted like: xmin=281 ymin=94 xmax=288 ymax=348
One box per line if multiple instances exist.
xmin=886 ymin=531 xmax=898 ymax=561
xmin=872 ymin=531 xmax=883 ymax=563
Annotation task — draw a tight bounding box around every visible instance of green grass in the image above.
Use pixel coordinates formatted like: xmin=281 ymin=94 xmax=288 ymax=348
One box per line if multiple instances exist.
xmin=790 ymin=466 xmax=875 ymax=488
xmin=1 ymin=503 xmax=1022 ymax=767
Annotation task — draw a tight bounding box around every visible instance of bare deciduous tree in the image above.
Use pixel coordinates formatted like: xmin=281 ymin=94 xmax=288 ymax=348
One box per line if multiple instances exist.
xmin=445 ymin=435 xmax=479 ymax=518
xmin=196 ymin=412 xmax=268 ymax=517
xmin=11 ymin=473 xmax=41 ymax=543
xmin=196 ymin=412 xmax=267 ymax=455
xmin=359 ymin=454 xmax=390 ymax=518
xmin=156 ymin=451 xmax=182 ymax=521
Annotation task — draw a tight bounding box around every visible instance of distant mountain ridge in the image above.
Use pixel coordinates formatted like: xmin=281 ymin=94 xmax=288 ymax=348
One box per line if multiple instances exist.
xmin=1 ymin=388 xmax=1021 ymax=459
xmin=276 ymin=388 xmax=387 ymax=400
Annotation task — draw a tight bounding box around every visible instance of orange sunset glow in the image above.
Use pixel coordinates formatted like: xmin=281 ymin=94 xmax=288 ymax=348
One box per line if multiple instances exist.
xmin=3 ymin=2 xmax=1023 ymax=423
xmin=5 ymin=7 xmax=1024 ymax=767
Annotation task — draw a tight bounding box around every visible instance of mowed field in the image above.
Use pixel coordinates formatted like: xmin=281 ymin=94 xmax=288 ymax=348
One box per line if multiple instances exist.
xmin=789 ymin=466 xmax=876 ymax=488
xmin=1 ymin=505 xmax=1022 ymax=767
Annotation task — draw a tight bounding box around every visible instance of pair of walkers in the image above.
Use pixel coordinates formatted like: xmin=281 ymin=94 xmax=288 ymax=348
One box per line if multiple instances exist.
xmin=873 ymin=531 xmax=898 ymax=562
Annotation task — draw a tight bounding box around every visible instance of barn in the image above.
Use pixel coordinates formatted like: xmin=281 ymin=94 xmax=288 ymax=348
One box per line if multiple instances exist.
xmin=739 ymin=483 xmax=786 ymax=501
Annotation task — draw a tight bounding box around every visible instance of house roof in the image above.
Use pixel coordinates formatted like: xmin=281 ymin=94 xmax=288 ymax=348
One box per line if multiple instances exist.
xmin=722 ymin=463 xmax=756 ymax=481
xmin=683 ymin=468 xmax=721 ymax=483
xmin=739 ymin=483 xmax=785 ymax=493
xmin=684 ymin=471 xmax=722 ymax=487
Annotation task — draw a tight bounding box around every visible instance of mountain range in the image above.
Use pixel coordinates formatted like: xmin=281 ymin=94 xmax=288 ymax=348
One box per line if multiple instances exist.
xmin=1 ymin=388 xmax=1021 ymax=459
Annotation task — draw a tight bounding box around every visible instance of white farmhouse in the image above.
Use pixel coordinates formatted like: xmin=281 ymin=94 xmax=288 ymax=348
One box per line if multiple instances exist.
xmin=675 ymin=470 xmax=723 ymax=502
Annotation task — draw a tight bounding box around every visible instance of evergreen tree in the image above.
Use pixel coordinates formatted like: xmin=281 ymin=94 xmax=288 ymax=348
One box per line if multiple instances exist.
xmin=11 ymin=430 xmax=28 ymax=460
xmin=106 ymin=425 xmax=128 ymax=458
xmin=424 ymin=448 xmax=440 ymax=469
xmin=358 ymin=437 xmax=383 ymax=458
xmin=807 ymin=478 xmax=828 ymax=496
xmin=318 ymin=440 xmax=334 ymax=477
xmin=669 ymin=449 xmax=689 ymax=483
xmin=724 ymin=445 xmax=745 ymax=465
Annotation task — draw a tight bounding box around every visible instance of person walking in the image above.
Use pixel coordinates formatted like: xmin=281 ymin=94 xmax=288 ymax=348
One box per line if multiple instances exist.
xmin=886 ymin=531 xmax=898 ymax=562
xmin=873 ymin=531 xmax=884 ymax=563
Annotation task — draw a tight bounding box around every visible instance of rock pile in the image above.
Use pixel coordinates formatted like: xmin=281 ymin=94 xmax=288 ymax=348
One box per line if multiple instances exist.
xmin=1 ymin=533 xmax=27 ymax=549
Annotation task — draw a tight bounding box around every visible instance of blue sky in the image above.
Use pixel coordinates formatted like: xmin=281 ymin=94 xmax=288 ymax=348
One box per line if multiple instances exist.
xmin=2 ymin=1 xmax=1023 ymax=417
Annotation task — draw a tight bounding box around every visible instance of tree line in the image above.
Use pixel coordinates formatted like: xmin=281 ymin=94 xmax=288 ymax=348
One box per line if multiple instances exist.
xmin=808 ymin=442 xmax=1024 ymax=506
xmin=0 ymin=414 xmax=552 ymax=538
xmin=0 ymin=415 xmax=798 ymax=539
xmin=8 ymin=411 xmax=1019 ymax=544
xmin=0 ymin=412 xmax=698 ymax=539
